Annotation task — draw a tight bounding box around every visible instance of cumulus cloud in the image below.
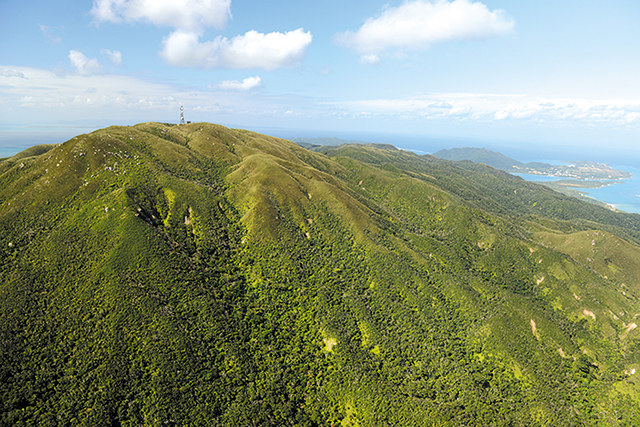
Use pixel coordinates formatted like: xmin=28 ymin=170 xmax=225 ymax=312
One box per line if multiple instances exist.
xmin=90 ymin=0 xmax=231 ymax=31
xmin=336 ymin=0 xmax=514 ymax=60
xmin=212 ymin=76 xmax=262 ymax=91
xmin=89 ymin=0 xmax=311 ymax=70
xmin=159 ymin=29 xmax=312 ymax=69
xmin=101 ymin=49 xmax=124 ymax=65
xmin=69 ymin=50 xmax=102 ymax=75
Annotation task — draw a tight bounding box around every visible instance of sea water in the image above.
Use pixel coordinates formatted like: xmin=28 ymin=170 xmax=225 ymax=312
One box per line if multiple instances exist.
xmin=0 ymin=123 xmax=109 ymax=158
xmin=514 ymin=165 xmax=640 ymax=214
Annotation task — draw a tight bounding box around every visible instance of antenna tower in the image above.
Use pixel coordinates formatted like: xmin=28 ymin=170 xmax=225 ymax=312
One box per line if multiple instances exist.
xmin=180 ymin=105 xmax=185 ymax=125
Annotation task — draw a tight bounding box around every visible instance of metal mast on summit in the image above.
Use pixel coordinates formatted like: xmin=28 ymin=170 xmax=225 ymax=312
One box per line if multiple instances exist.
xmin=180 ymin=106 xmax=185 ymax=125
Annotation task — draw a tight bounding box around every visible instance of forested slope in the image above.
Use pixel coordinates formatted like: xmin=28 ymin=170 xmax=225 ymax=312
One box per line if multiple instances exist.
xmin=1 ymin=122 xmax=640 ymax=426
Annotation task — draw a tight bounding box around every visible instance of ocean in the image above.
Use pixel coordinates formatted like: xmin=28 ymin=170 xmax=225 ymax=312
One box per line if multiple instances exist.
xmin=0 ymin=126 xmax=94 ymax=158
xmin=513 ymin=165 xmax=640 ymax=214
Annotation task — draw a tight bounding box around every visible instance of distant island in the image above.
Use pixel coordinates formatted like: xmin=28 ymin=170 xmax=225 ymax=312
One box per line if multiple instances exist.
xmin=432 ymin=147 xmax=631 ymax=180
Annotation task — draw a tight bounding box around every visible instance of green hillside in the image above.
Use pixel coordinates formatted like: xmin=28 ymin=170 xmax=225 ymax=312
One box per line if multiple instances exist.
xmin=432 ymin=147 xmax=523 ymax=170
xmin=2 ymin=123 xmax=640 ymax=426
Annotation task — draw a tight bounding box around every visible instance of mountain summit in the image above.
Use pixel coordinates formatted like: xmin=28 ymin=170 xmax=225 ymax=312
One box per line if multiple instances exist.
xmin=1 ymin=123 xmax=640 ymax=425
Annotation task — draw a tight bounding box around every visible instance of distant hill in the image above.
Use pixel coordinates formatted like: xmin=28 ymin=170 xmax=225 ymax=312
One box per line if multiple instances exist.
xmin=433 ymin=147 xmax=524 ymax=169
xmin=292 ymin=136 xmax=402 ymax=154
xmin=291 ymin=136 xmax=376 ymax=148
xmin=2 ymin=123 xmax=640 ymax=425
xmin=433 ymin=146 xmax=631 ymax=180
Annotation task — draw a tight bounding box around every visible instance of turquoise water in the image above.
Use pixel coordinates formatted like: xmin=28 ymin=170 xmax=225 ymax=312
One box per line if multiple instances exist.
xmin=514 ymin=165 xmax=640 ymax=214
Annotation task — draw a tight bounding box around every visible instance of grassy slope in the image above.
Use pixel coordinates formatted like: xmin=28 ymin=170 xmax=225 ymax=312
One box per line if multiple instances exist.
xmin=1 ymin=123 xmax=640 ymax=425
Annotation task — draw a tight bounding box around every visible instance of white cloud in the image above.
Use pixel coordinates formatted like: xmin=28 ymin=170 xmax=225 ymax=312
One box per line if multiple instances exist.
xmin=69 ymin=50 xmax=102 ymax=75
xmin=0 ymin=66 xmax=189 ymax=119
xmin=90 ymin=0 xmax=231 ymax=31
xmin=0 ymin=66 xmax=305 ymax=123
xmin=429 ymin=101 xmax=453 ymax=109
xmin=0 ymin=68 xmax=26 ymax=78
xmin=213 ymin=76 xmax=262 ymax=91
xmin=331 ymin=93 xmax=640 ymax=128
xmin=360 ymin=54 xmax=380 ymax=65
xmin=39 ymin=24 xmax=63 ymax=44
xmin=336 ymin=0 xmax=514 ymax=60
xmin=9 ymin=64 xmax=640 ymax=134
xmin=159 ymin=29 xmax=312 ymax=69
xmin=101 ymin=49 xmax=124 ymax=65
xmin=89 ymin=0 xmax=312 ymax=70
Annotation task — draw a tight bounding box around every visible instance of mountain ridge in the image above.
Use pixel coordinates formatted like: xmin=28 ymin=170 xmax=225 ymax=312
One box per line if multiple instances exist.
xmin=2 ymin=122 xmax=640 ymax=425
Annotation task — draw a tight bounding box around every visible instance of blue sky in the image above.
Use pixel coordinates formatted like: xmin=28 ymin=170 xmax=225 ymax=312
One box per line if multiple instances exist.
xmin=2 ymin=0 xmax=640 ymax=157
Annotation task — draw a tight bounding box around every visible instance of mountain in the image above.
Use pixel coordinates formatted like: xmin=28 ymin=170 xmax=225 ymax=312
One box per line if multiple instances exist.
xmin=2 ymin=122 xmax=640 ymax=426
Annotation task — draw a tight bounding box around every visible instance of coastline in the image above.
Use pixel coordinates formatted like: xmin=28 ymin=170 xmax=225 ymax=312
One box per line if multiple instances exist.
xmin=514 ymin=165 xmax=640 ymax=214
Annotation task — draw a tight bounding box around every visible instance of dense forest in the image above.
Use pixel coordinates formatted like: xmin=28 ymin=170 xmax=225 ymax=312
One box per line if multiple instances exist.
xmin=1 ymin=122 xmax=639 ymax=426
